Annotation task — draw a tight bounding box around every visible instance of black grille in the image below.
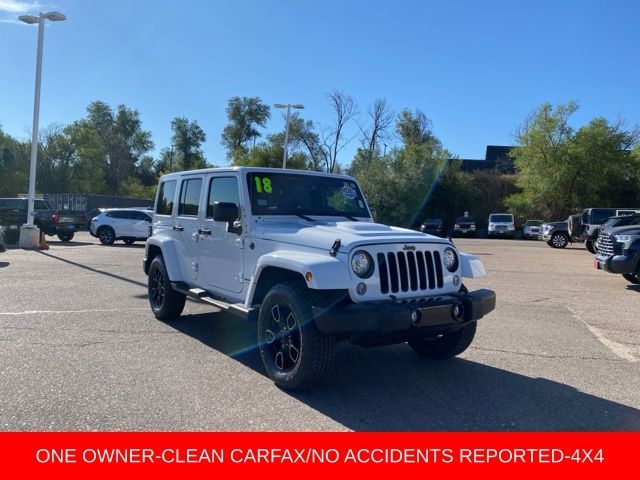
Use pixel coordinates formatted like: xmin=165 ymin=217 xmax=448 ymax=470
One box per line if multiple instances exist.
xmin=377 ymin=250 xmax=444 ymax=294
xmin=597 ymin=235 xmax=614 ymax=256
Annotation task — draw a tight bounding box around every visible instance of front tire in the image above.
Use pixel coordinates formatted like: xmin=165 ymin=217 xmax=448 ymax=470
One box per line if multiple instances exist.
xmin=548 ymin=232 xmax=569 ymax=249
xmin=408 ymin=322 xmax=477 ymax=358
xmin=98 ymin=226 xmax=116 ymax=245
xmin=586 ymin=239 xmax=596 ymax=254
xmin=148 ymin=256 xmax=186 ymax=320
xmin=257 ymin=283 xmax=335 ymax=391
xmin=622 ymin=273 xmax=640 ymax=285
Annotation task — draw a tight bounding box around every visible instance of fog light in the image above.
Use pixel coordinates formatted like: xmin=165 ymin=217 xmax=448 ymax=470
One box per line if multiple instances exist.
xmin=453 ymin=275 xmax=460 ymax=287
xmin=410 ymin=310 xmax=421 ymax=325
xmin=305 ymin=272 xmax=313 ymax=282
xmin=356 ymin=282 xmax=367 ymax=295
xmin=451 ymin=303 xmax=464 ymax=321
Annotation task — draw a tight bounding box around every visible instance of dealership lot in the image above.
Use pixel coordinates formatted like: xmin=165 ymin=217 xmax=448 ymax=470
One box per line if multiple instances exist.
xmin=0 ymin=232 xmax=638 ymax=431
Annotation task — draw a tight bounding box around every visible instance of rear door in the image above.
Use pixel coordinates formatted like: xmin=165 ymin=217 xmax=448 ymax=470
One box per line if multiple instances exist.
xmin=175 ymin=176 xmax=204 ymax=281
xmin=107 ymin=211 xmax=133 ymax=237
xmin=130 ymin=211 xmax=152 ymax=238
xmin=198 ymin=175 xmax=244 ymax=294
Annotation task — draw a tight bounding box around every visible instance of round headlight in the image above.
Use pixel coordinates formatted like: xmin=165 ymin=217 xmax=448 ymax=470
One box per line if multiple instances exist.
xmin=443 ymin=247 xmax=458 ymax=272
xmin=351 ymin=250 xmax=373 ymax=278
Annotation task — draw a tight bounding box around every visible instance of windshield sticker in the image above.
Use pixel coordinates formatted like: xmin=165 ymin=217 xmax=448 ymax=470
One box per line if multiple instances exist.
xmin=257 ymin=199 xmax=268 ymax=206
xmin=357 ymin=200 xmax=364 ymax=208
xmin=341 ymin=185 xmax=357 ymax=200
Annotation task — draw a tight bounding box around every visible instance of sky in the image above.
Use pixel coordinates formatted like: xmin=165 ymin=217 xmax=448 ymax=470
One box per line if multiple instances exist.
xmin=1 ymin=0 xmax=639 ymax=167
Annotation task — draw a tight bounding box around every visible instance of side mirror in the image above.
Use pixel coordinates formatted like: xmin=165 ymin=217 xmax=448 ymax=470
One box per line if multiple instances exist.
xmin=213 ymin=202 xmax=239 ymax=223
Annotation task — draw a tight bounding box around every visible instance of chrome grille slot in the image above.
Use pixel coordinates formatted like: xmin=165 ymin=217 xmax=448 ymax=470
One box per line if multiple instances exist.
xmin=597 ymin=235 xmax=614 ymax=256
xmin=376 ymin=248 xmax=444 ymax=294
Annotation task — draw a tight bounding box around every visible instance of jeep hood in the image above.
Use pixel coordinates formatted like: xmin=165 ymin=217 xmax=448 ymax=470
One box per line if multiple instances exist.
xmin=253 ymin=219 xmax=448 ymax=252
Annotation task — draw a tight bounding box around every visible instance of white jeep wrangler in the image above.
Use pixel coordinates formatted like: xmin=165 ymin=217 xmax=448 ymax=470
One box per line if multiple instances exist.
xmin=143 ymin=167 xmax=496 ymax=391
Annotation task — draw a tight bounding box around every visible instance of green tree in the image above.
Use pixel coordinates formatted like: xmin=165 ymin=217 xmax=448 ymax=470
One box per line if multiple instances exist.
xmin=170 ymin=117 xmax=207 ymax=171
xmin=221 ymin=97 xmax=270 ymax=162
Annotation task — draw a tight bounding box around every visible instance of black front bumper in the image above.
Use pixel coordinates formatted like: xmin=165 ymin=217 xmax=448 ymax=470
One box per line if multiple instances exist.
xmin=595 ymin=253 xmax=637 ymax=275
xmin=313 ymin=288 xmax=496 ymax=347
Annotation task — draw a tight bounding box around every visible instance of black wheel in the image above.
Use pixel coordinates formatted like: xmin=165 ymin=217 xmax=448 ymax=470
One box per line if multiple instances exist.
xmin=408 ymin=322 xmax=477 ymax=358
xmin=257 ymin=283 xmax=335 ymax=391
xmin=622 ymin=273 xmax=640 ymax=285
xmin=123 ymin=239 xmax=136 ymax=245
xmin=98 ymin=226 xmax=116 ymax=245
xmin=548 ymin=232 xmax=569 ymax=249
xmin=57 ymin=232 xmax=74 ymax=242
xmin=147 ymin=256 xmax=186 ymax=320
xmin=586 ymin=239 xmax=596 ymax=254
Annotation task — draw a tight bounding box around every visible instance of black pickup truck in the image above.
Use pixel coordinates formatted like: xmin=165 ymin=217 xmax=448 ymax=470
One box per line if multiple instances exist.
xmin=0 ymin=198 xmax=77 ymax=243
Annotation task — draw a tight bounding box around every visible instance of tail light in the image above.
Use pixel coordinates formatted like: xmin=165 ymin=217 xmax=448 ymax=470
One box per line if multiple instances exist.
xmin=52 ymin=212 xmax=60 ymax=224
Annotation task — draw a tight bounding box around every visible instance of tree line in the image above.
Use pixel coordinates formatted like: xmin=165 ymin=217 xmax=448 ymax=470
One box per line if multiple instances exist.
xmin=1 ymin=95 xmax=639 ymax=227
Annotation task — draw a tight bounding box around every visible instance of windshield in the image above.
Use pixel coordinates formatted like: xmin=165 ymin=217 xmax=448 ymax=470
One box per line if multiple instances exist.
xmin=247 ymin=172 xmax=370 ymax=217
xmin=489 ymin=214 xmax=513 ymax=223
xmin=525 ymin=220 xmax=543 ymax=226
xmin=456 ymin=217 xmax=474 ymax=223
xmin=423 ymin=218 xmax=442 ymax=225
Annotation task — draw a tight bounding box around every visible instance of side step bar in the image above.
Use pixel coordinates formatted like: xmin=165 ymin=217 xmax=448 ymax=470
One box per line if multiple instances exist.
xmin=171 ymin=282 xmax=256 ymax=321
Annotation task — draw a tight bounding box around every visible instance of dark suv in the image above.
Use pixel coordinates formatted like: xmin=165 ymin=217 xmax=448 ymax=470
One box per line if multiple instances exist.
xmin=0 ymin=198 xmax=77 ymax=243
xmin=420 ymin=218 xmax=445 ymax=237
xmin=453 ymin=216 xmax=476 ymax=237
xmin=595 ymin=224 xmax=640 ymax=285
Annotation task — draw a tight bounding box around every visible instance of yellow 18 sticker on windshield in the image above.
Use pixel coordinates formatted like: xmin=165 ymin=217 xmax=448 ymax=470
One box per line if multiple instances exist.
xmin=254 ymin=176 xmax=272 ymax=194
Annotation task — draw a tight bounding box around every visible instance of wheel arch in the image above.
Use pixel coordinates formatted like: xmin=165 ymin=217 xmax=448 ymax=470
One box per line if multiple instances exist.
xmin=143 ymin=237 xmax=182 ymax=281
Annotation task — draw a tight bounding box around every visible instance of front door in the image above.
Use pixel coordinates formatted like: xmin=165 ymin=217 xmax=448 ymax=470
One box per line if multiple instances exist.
xmin=198 ymin=175 xmax=244 ymax=294
xmin=175 ymin=176 xmax=204 ymax=281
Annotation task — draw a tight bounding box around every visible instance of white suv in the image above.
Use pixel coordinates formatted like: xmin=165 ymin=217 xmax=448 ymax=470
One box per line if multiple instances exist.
xmin=487 ymin=213 xmax=515 ymax=239
xmin=143 ymin=167 xmax=496 ymax=390
xmin=90 ymin=208 xmax=153 ymax=245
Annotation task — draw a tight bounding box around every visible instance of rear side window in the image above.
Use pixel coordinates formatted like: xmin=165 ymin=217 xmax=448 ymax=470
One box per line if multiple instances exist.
xmin=156 ymin=180 xmax=177 ymax=215
xmin=207 ymin=177 xmax=240 ymax=218
xmin=107 ymin=210 xmax=132 ymax=219
xmin=590 ymin=209 xmax=616 ymax=225
xmin=178 ymin=178 xmax=203 ymax=216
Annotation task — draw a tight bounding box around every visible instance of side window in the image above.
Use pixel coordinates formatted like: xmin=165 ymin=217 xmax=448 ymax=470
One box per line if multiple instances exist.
xmin=111 ymin=210 xmax=132 ymax=219
xmin=130 ymin=211 xmax=149 ymax=221
xmin=207 ymin=177 xmax=240 ymax=218
xmin=178 ymin=178 xmax=203 ymax=216
xmin=156 ymin=180 xmax=177 ymax=215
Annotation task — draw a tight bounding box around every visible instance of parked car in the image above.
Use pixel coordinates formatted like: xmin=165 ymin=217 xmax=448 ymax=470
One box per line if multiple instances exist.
xmin=420 ymin=218 xmax=445 ymax=237
xmin=0 ymin=197 xmax=77 ymax=243
xmin=0 ymin=226 xmax=6 ymax=253
xmin=541 ymin=221 xmax=570 ymax=248
xmin=453 ymin=216 xmax=477 ymax=237
xmin=522 ymin=220 xmax=544 ymax=240
xmin=85 ymin=208 xmax=106 ymax=230
xmin=90 ymin=208 xmax=153 ymax=245
xmin=595 ymin=224 xmax=640 ymax=285
xmin=143 ymin=167 xmax=496 ymax=391
xmin=487 ymin=213 xmax=515 ymax=239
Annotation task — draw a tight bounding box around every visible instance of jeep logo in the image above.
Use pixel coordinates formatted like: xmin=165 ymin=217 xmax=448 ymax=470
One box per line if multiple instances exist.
xmin=402 ymin=245 xmax=416 ymax=251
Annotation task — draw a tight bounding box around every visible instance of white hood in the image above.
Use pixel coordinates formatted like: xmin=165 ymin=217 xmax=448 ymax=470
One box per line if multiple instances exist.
xmin=252 ymin=218 xmax=449 ymax=253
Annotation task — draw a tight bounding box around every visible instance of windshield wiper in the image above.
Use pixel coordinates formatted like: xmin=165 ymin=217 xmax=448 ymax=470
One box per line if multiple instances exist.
xmin=295 ymin=213 xmax=317 ymax=222
xmin=340 ymin=215 xmax=359 ymax=221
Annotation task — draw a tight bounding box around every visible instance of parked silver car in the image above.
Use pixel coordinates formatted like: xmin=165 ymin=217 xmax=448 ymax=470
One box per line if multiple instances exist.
xmin=523 ymin=220 xmax=544 ymax=240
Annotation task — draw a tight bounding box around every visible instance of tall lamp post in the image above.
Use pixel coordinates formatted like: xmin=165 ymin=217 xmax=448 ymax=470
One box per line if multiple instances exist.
xmin=274 ymin=103 xmax=304 ymax=169
xmin=18 ymin=11 xmax=66 ymax=248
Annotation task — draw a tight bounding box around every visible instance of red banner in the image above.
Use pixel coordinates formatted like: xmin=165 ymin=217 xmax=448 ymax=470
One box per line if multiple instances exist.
xmin=0 ymin=432 xmax=636 ymax=478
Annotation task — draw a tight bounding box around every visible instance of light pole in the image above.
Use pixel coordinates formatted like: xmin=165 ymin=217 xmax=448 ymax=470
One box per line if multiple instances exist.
xmin=18 ymin=11 xmax=66 ymax=248
xmin=274 ymin=103 xmax=304 ymax=169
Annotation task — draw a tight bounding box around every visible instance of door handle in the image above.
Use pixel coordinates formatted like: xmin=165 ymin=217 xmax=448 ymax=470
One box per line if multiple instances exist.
xmin=172 ymin=225 xmax=183 ymax=231
xmin=198 ymin=228 xmax=212 ymax=235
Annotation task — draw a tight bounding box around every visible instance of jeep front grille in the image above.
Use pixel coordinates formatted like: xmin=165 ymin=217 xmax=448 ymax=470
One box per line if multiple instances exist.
xmin=376 ymin=250 xmax=443 ymax=294
xmin=597 ymin=235 xmax=614 ymax=256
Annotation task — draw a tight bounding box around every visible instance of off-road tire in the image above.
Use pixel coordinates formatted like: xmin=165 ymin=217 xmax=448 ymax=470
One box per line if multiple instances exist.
xmin=98 ymin=226 xmax=116 ymax=245
xmin=548 ymin=232 xmax=569 ymax=249
xmin=57 ymin=232 xmax=74 ymax=242
xmin=257 ymin=283 xmax=335 ymax=391
xmin=148 ymin=256 xmax=186 ymax=320
xmin=408 ymin=321 xmax=477 ymax=358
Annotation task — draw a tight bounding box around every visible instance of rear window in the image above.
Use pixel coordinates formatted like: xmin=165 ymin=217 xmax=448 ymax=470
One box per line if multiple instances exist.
xmin=178 ymin=178 xmax=203 ymax=216
xmin=35 ymin=200 xmax=50 ymax=210
xmin=0 ymin=199 xmax=49 ymax=210
xmin=156 ymin=180 xmax=177 ymax=215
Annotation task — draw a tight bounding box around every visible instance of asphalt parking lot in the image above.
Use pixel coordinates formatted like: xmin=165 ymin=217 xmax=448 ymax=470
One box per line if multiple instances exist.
xmin=0 ymin=232 xmax=639 ymax=431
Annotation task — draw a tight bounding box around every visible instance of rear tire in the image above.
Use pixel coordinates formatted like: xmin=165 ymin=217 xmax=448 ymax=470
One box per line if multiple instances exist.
xmin=57 ymin=232 xmax=74 ymax=242
xmin=257 ymin=283 xmax=335 ymax=391
xmin=98 ymin=226 xmax=115 ymax=245
xmin=409 ymin=322 xmax=477 ymax=358
xmin=148 ymin=256 xmax=186 ymax=320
